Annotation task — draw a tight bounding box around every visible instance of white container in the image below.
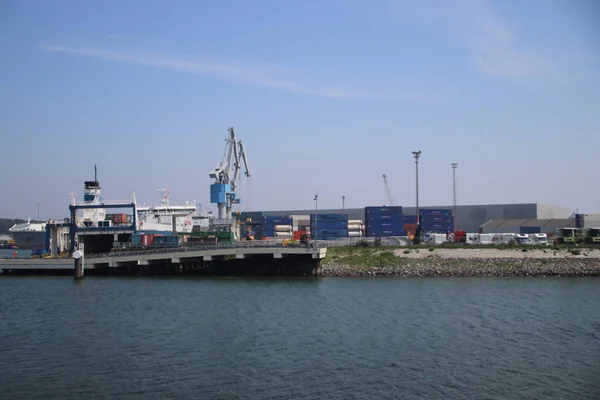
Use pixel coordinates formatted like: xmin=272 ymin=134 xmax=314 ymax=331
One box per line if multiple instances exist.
xmin=348 ymin=231 xmax=362 ymax=237
xmin=348 ymin=220 xmax=363 ymax=225
xmin=274 ymin=225 xmax=292 ymax=232
xmin=275 ymin=231 xmax=291 ymax=237
xmin=348 ymin=224 xmax=363 ymax=231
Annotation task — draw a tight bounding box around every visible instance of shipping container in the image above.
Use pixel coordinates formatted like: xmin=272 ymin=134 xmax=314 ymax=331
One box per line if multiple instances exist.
xmin=367 ymin=221 xmax=403 ymax=229
xmin=365 ymin=227 xmax=406 ymax=237
xmin=367 ymin=213 xmax=403 ymax=220
xmin=420 ymin=215 xmax=453 ymax=223
xmin=403 ymin=215 xmax=417 ymax=224
xmin=131 ymin=234 xmax=142 ymax=247
xmin=310 ymin=221 xmax=348 ymax=230
xmin=141 ymin=234 xmax=154 ymax=247
xmin=310 ymin=214 xmax=348 ymax=222
xmin=365 ymin=206 xmax=403 ymax=214
xmin=112 ymin=213 xmax=128 ymax=224
xmin=421 ymin=220 xmax=454 ymax=228
xmin=422 ymin=224 xmax=454 ymax=231
xmin=263 ymin=216 xmax=292 ymax=225
xmin=312 ymin=228 xmax=349 ymax=235
xmin=419 ymin=209 xmax=452 ymax=217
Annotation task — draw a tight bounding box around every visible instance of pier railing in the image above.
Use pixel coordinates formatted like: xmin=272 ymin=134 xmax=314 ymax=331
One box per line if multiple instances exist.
xmin=86 ymin=240 xmax=323 ymax=259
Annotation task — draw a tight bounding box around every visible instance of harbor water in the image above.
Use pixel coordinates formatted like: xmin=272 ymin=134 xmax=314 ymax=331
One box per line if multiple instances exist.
xmin=0 ymin=274 xmax=598 ymax=399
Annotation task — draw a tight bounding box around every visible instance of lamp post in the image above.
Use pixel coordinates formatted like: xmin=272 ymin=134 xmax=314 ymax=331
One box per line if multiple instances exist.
xmin=412 ymin=151 xmax=422 ymax=223
xmin=37 ymin=203 xmax=40 ymax=221
xmin=451 ymin=163 xmax=458 ymax=229
xmin=342 ymin=196 xmax=345 ymax=214
xmin=314 ymin=193 xmax=318 ymax=242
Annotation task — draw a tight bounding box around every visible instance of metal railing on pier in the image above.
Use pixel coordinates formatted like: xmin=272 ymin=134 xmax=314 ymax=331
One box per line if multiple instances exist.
xmin=87 ymin=240 xmax=323 ymax=259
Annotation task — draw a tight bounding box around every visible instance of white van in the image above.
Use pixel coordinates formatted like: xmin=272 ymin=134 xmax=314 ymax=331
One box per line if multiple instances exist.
xmin=528 ymin=233 xmax=549 ymax=245
xmin=515 ymin=234 xmax=532 ymax=245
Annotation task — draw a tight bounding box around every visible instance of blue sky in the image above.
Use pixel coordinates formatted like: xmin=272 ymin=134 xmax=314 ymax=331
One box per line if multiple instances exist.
xmin=1 ymin=0 xmax=599 ymax=219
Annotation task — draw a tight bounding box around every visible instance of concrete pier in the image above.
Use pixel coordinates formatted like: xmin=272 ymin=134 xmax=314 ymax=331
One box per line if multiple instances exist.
xmin=0 ymin=243 xmax=327 ymax=276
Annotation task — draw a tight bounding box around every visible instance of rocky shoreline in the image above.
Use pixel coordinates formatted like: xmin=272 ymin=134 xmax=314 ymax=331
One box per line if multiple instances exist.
xmin=319 ymin=247 xmax=600 ymax=277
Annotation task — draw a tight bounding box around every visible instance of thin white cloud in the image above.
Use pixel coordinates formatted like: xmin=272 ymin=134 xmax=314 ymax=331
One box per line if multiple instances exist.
xmin=462 ymin=0 xmax=547 ymax=78
xmin=41 ymin=45 xmax=441 ymax=101
xmin=41 ymin=45 xmax=354 ymax=98
xmin=390 ymin=0 xmax=550 ymax=79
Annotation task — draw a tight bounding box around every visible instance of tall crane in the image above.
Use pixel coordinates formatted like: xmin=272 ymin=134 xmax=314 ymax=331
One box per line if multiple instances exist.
xmin=209 ymin=127 xmax=251 ymax=220
xmin=382 ymin=174 xmax=396 ymax=206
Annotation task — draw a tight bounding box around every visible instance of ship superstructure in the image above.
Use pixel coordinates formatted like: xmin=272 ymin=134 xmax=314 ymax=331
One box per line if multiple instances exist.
xmin=135 ymin=189 xmax=196 ymax=234
xmin=8 ymin=218 xmax=46 ymax=249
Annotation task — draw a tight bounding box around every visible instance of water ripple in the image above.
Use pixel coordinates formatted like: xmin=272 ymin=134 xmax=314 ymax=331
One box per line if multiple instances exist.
xmin=0 ymin=276 xmax=599 ymax=399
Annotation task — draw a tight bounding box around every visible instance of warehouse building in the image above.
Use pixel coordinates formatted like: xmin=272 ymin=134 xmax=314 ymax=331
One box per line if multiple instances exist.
xmin=248 ymin=203 xmax=571 ymax=234
xmin=480 ymin=218 xmax=576 ymax=234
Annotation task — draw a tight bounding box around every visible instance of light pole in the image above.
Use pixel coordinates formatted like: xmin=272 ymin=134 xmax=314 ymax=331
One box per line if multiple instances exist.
xmin=451 ymin=163 xmax=458 ymax=228
xmin=412 ymin=151 xmax=422 ymax=223
xmin=314 ymin=193 xmax=318 ymax=242
xmin=342 ymin=196 xmax=345 ymax=214
xmin=37 ymin=203 xmax=40 ymax=221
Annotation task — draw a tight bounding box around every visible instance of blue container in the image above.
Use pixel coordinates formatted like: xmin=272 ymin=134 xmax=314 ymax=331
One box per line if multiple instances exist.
xmin=367 ymin=221 xmax=403 ymax=229
xmin=263 ymin=216 xmax=292 ymax=225
xmin=312 ymin=228 xmax=349 ymax=235
xmin=365 ymin=206 xmax=403 ymax=214
xmin=422 ymin=222 xmax=454 ymax=231
xmin=311 ymin=221 xmax=348 ymax=230
xmin=310 ymin=214 xmax=348 ymax=222
xmin=419 ymin=209 xmax=452 ymax=218
xmin=367 ymin=214 xmax=404 ymax=223
xmin=420 ymin=215 xmax=453 ymax=223
xmin=131 ymin=234 xmax=142 ymax=246
xmin=403 ymin=215 xmax=417 ymax=224
xmin=366 ymin=227 xmax=406 ymax=237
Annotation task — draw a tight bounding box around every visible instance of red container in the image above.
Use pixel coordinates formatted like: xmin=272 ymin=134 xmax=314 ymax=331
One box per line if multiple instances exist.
xmin=142 ymin=234 xmax=154 ymax=247
xmin=112 ymin=213 xmax=127 ymax=224
xmin=293 ymin=231 xmax=302 ymax=240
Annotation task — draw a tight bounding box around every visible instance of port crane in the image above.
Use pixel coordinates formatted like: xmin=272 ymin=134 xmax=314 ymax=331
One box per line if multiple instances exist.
xmin=382 ymin=174 xmax=396 ymax=206
xmin=209 ymin=127 xmax=251 ymax=220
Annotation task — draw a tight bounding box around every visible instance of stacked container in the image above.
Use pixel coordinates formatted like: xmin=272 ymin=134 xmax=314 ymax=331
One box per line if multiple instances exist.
xmin=263 ymin=216 xmax=292 ymax=238
xmin=365 ymin=206 xmax=404 ymax=236
xmin=310 ymin=214 xmax=348 ymax=240
xmin=419 ymin=209 xmax=454 ymax=234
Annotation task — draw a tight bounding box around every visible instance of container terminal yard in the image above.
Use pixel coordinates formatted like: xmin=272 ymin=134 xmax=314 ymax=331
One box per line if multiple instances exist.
xmin=2 ymin=127 xmax=600 ymax=277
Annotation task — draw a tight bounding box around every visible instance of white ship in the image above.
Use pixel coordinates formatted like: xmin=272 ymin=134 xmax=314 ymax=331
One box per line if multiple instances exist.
xmin=135 ymin=189 xmax=196 ymax=234
xmin=9 ymin=218 xmax=46 ymax=249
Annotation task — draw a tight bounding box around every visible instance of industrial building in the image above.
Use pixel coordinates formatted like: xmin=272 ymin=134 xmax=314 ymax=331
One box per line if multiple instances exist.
xmin=480 ymin=218 xmax=576 ymax=234
xmin=247 ymin=203 xmax=571 ymax=234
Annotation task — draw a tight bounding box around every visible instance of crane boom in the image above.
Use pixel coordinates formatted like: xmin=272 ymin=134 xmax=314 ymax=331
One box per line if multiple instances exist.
xmin=382 ymin=174 xmax=396 ymax=206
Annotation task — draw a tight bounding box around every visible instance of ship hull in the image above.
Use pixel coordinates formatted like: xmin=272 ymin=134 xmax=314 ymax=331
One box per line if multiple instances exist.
xmin=10 ymin=231 xmax=46 ymax=249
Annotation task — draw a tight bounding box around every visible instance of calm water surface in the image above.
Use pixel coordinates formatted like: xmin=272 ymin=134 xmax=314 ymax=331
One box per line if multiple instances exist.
xmin=0 ymin=276 xmax=598 ymax=399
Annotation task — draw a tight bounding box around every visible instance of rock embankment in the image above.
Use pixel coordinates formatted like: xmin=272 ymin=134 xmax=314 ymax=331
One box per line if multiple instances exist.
xmin=319 ymin=247 xmax=600 ymax=277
